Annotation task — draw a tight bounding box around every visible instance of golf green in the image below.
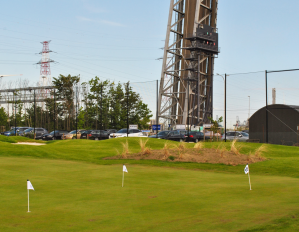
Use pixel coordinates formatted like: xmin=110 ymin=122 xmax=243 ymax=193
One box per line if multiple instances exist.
xmin=1 ymin=156 xmax=299 ymax=231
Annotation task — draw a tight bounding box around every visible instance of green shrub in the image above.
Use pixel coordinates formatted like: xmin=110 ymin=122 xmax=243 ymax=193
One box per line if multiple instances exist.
xmin=168 ymin=156 xmax=175 ymax=161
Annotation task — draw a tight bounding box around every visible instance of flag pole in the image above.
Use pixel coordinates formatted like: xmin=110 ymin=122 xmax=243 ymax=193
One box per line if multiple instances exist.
xmin=248 ymin=166 xmax=252 ymax=190
xmin=122 ymin=170 xmax=124 ymax=187
xmin=28 ymin=188 xmax=30 ymax=212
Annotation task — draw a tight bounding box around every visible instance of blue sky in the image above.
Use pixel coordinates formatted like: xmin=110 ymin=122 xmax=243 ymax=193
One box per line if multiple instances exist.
xmin=1 ymin=0 xmax=299 ymax=127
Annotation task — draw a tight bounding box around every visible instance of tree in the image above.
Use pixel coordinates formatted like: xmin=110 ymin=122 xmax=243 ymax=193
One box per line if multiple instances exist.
xmin=0 ymin=107 xmax=8 ymax=131
xmin=208 ymin=116 xmax=223 ymax=141
xmin=77 ymin=107 xmax=86 ymax=129
xmin=52 ymin=74 xmax=80 ymax=130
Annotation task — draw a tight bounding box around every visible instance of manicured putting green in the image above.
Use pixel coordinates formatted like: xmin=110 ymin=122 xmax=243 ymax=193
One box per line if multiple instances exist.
xmin=1 ymin=157 xmax=299 ymax=231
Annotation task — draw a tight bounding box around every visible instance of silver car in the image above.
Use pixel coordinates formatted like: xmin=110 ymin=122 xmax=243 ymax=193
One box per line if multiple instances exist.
xmin=222 ymin=131 xmax=249 ymax=142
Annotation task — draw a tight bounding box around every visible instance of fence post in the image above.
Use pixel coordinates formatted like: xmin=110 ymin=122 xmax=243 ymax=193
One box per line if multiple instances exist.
xmin=54 ymin=89 xmax=56 ymax=138
xmin=76 ymin=85 xmax=78 ymax=139
xmin=127 ymin=82 xmax=129 ymax=138
xmin=156 ymin=80 xmax=158 ymax=138
xmin=225 ymin=73 xmax=227 ymax=142
xmin=265 ymin=70 xmax=269 ymax=143
xmin=33 ymin=89 xmax=36 ymax=137
xmin=101 ymin=84 xmax=103 ymax=140
xmin=14 ymin=91 xmax=16 ymax=135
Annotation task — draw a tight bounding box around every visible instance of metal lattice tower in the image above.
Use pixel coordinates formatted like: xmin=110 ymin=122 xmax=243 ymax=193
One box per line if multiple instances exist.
xmin=158 ymin=0 xmax=219 ymax=128
xmin=37 ymin=41 xmax=54 ymax=86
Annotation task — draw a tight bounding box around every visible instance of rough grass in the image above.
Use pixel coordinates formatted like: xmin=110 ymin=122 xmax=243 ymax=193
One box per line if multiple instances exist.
xmin=138 ymin=138 xmax=151 ymax=155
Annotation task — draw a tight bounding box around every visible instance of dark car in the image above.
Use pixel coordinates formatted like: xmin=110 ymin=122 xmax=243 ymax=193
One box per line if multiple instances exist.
xmin=20 ymin=128 xmax=48 ymax=139
xmin=165 ymin=130 xmax=186 ymax=142
xmin=104 ymin=129 xmax=118 ymax=135
xmin=80 ymin=130 xmax=93 ymax=139
xmin=42 ymin=130 xmax=69 ymax=140
xmin=185 ymin=131 xmax=204 ymax=143
xmin=149 ymin=131 xmax=171 ymax=139
xmin=89 ymin=130 xmax=109 ymax=140
xmin=149 ymin=130 xmax=185 ymax=141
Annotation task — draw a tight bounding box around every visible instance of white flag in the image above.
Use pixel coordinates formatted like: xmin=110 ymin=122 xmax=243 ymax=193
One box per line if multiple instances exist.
xmin=123 ymin=165 xmax=128 ymax=173
xmin=244 ymin=165 xmax=249 ymax=174
xmin=27 ymin=180 xmax=34 ymax=191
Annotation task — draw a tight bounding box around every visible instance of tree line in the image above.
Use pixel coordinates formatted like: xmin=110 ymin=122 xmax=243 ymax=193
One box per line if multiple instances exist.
xmin=0 ymin=75 xmax=153 ymax=132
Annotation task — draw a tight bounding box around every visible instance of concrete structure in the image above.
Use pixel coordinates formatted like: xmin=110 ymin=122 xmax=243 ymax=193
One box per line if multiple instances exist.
xmin=249 ymin=104 xmax=299 ymax=145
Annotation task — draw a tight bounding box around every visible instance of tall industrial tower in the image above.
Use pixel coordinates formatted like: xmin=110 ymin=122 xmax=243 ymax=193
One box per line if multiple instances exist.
xmin=37 ymin=41 xmax=54 ymax=86
xmin=158 ymin=0 xmax=219 ymax=128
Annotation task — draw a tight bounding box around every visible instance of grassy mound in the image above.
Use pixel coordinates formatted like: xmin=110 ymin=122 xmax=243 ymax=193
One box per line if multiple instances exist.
xmin=0 ymin=135 xmax=46 ymax=144
xmin=0 ymin=137 xmax=299 ymax=178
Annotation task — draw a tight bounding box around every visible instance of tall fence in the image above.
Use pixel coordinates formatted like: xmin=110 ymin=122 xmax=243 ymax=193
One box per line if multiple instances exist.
xmin=214 ymin=69 xmax=299 ymax=145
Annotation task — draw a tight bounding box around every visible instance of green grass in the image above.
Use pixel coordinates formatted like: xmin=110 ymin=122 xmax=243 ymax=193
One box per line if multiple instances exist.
xmin=1 ymin=157 xmax=299 ymax=232
xmin=1 ymin=138 xmax=299 ymax=231
xmin=0 ymin=138 xmax=299 ymax=178
xmin=0 ymin=135 xmax=46 ymax=144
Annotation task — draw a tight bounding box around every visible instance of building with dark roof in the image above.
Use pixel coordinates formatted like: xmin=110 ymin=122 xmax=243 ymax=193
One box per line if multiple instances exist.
xmin=249 ymin=104 xmax=299 ymax=145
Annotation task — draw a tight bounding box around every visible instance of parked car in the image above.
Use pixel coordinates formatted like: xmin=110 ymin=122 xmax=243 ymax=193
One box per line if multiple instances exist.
xmin=104 ymin=129 xmax=118 ymax=135
xmin=164 ymin=130 xmax=186 ymax=142
xmin=3 ymin=129 xmax=17 ymax=136
xmin=185 ymin=131 xmax=204 ymax=143
xmin=62 ymin=129 xmax=85 ymax=140
xmin=42 ymin=130 xmax=69 ymax=140
xmin=222 ymin=131 xmax=249 ymax=142
xmin=80 ymin=130 xmax=93 ymax=139
xmin=3 ymin=127 xmax=30 ymax=136
xmin=109 ymin=129 xmax=144 ymax=138
xmin=20 ymin=128 xmax=48 ymax=139
xmin=148 ymin=131 xmax=170 ymax=139
xmin=88 ymin=130 xmax=109 ymax=140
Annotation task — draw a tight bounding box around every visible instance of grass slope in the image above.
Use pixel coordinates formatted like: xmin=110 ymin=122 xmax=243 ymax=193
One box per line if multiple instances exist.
xmin=1 ymin=157 xmax=299 ymax=232
xmin=1 ymin=138 xmax=299 ymax=178
xmin=0 ymin=135 xmax=46 ymax=144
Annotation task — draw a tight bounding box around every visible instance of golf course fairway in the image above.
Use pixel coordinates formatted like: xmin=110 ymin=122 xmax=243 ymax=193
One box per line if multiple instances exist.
xmin=1 ymin=156 xmax=299 ymax=232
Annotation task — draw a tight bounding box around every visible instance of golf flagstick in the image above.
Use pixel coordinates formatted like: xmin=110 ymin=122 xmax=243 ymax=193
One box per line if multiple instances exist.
xmin=27 ymin=180 xmax=34 ymax=212
xmin=28 ymin=188 xmax=30 ymax=212
xmin=122 ymin=169 xmax=124 ymax=187
xmin=248 ymin=166 xmax=252 ymax=190
xmin=122 ymin=164 xmax=128 ymax=187
xmin=244 ymin=164 xmax=252 ymax=190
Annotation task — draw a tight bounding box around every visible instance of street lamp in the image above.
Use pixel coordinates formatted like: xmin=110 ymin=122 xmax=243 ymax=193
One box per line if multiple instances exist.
xmin=216 ymin=73 xmax=229 ymax=142
xmin=216 ymin=73 xmax=229 ymax=125
xmin=248 ymin=96 xmax=250 ymax=120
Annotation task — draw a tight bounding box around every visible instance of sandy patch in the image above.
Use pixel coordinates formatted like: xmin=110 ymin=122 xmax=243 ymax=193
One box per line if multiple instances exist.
xmin=105 ymin=148 xmax=266 ymax=166
xmin=13 ymin=142 xmax=46 ymax=146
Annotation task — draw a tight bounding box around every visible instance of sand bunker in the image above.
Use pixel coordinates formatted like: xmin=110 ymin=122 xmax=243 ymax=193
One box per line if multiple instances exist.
xmin=13 ymin=142 xmax=46 ymax=146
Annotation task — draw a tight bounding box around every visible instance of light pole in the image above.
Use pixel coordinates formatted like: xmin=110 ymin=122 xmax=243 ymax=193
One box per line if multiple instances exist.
xmin=248 ymin=96 xmax=250 ymax=119
xmin=216 ymin=73 xmax=228 ymax=125
xmin=216 ymin=73 xmax=229 ymax=142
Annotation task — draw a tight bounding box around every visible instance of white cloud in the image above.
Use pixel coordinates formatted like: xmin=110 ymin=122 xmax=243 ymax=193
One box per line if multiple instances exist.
xmin=85 ymin=5 xmax=106 ymax=13
xmin=99 ymin=20 xmax=124 ymax=27
xmin=77 ymin=16 xmax=93 ymax=22
xmin=77 ymin=16 xmax=125 ymax=27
